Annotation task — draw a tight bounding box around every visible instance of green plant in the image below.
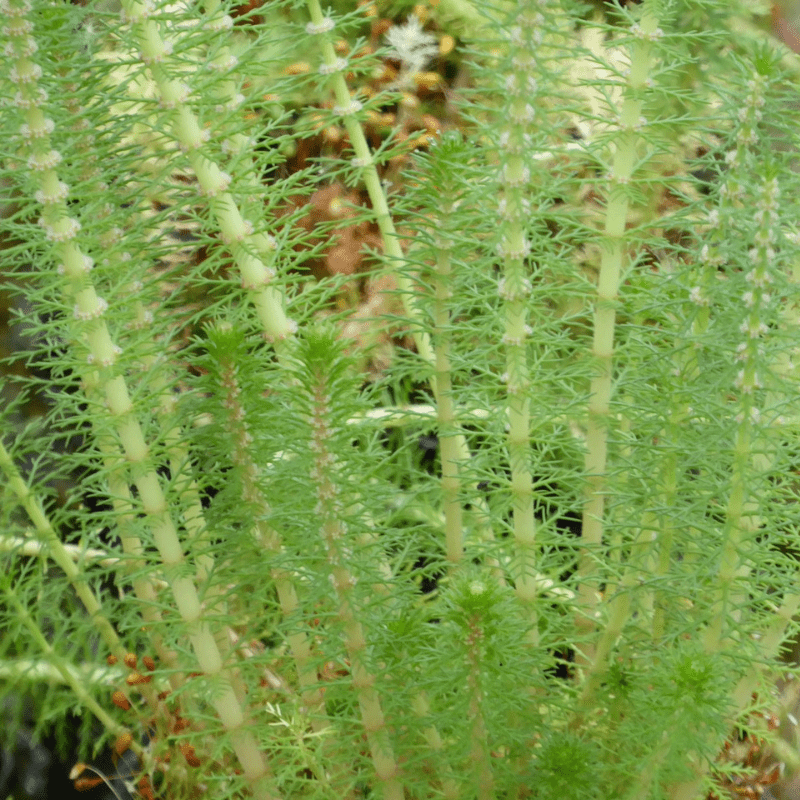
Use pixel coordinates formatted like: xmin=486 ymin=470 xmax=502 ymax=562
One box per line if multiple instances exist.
xmin=1 ymin=0 xmax=799 ymax=799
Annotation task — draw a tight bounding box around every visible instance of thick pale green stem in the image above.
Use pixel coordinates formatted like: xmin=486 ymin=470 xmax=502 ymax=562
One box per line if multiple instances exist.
xmin=108 ymin=376 xmax=275 ymax=794
xmin=7 ymin=12 xmax=275 ymax=792
xmin=118 ymin=0 xmax=294 ymax=344
xmin=4 ymin=6 xmax=180 ymax=709
xmin=577 ymin=4 xmax=661 ymax=648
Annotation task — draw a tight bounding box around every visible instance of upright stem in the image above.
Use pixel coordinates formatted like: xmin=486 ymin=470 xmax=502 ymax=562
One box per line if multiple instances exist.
xmin=303 ymin=344 xmax=403 ymax=800
xmin=577 ymin=3 xmax=661 ymax=649
xmin=208 ymin=326 xmax=327 ymax=728
xmin=6 ymin=4 xmax=277 ymax=790
xmin=302 ymin=0 xmax=499 ymax=564
xmin=703 ymin=173 xmax=779 ymax=653
xmin=432 ymin=235 xmax=464 ymax=564
xmin=466 ymin=617 xmax=494 ymax=800
xmin=494 ymin=3 xmax=550 ymax=616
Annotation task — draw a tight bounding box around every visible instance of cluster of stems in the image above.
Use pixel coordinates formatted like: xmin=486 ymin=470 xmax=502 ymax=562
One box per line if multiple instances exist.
xmin=1 ymin=1 xmax=800 ymax=799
